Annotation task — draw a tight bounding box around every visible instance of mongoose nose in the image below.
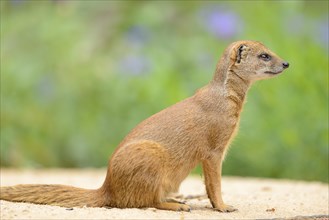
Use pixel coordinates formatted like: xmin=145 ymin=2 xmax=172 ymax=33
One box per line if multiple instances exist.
xmin=282 ymin=62 xmax=289 ymax=69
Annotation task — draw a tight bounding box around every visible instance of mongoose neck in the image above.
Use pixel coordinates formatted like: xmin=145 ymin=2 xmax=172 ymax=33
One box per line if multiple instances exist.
xmin=223 ymin=70 xmax=251 ymax=111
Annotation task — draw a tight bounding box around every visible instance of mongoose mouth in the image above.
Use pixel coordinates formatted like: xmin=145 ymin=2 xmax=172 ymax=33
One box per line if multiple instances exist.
xmin=264 ymin=70 xmax=283 ymax=75
xmin=264 ymin=62 xmax=289 ymax=75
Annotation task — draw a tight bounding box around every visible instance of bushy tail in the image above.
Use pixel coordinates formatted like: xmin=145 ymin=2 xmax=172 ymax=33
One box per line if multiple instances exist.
xmin=0 ymin=184 xmax=106 ymax=208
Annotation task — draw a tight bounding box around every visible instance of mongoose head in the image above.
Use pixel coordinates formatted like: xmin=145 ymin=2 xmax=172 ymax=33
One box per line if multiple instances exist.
xmin=215 ymin=40 xmax=289 ymax=83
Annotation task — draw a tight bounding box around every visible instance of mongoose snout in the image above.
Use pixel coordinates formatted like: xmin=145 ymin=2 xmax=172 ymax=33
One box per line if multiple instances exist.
xmin=265 ymin=60 xmax=289 ymax=75
xmin=0 ymin=40 xmax=289 ymax=213
xmin=282 ymin=61 xmax=289 ymax=69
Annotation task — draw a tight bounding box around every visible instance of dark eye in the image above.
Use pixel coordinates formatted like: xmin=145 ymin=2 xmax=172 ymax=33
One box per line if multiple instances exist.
xmin=259 ymin=53 xmax=271 ymax=61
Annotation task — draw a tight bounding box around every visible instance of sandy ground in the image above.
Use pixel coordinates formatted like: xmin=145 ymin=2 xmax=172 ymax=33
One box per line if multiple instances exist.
xmin=0 ymin=169 xmax=328 ymax=220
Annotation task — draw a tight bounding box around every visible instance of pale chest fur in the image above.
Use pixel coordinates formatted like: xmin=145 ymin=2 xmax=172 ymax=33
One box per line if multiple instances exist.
xmin=206 ymin=100 xmax=243 ymax=152
xmin=193 ymin=84 xmax=247 ymax=153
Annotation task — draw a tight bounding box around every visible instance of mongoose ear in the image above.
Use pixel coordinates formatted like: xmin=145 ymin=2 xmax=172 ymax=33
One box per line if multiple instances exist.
xmin=236 ymin=44 xmax=248 ymax=64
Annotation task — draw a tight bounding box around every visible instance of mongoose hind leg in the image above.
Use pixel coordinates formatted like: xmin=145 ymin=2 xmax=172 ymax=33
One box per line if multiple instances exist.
xmin=155 ymin=202 xmax=191 ymax=212
xmin=107 ymin=140 xmax=171 ymax=208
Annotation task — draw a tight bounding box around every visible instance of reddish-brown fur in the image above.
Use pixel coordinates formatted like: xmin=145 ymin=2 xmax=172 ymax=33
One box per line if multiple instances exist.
xmin=0 ymin=41 xmax=289 ymax=212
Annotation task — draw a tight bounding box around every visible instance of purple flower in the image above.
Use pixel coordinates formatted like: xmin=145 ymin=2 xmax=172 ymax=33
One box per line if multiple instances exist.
xmin=118 ymin=55 xmax=151 ymax=76
xmin=125 ymin=25 xmax=151 ymax=48
xmin=200 ymin=7 xmax=243 ymax=39
xmin=315 ymin=18 xmax=329 ymax=49
xmin=9 ymin=0 xmax=24 ymax=6
xmin=36 ymin=74 xmax=56 ymax=104
xmin=284 ymin=14 xmax=305 ymax=35
xmin=285 ymin=14 xmax=328 ymax=53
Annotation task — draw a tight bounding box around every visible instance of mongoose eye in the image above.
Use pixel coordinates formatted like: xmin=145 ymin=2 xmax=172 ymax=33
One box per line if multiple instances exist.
xmin=259 ymin=53 xmax=271 ymax=61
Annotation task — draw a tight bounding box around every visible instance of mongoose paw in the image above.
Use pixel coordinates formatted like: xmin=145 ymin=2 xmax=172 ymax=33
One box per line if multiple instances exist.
xmin=156 ymin=202 xmax=191 ymax=212
xmin=215 ymin=204 xmax=237 ymax=212
xmin=171 ymin=203 xmax=191 ymax=212
xmin=165 ymin=197 xmax=186 ymax=204
xmin=179 ymin=204 xmax=191 ymax=212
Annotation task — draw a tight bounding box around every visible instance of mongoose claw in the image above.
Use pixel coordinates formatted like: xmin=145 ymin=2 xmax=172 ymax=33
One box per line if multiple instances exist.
xmin=215 ymin=204 xmax=237 ymax=212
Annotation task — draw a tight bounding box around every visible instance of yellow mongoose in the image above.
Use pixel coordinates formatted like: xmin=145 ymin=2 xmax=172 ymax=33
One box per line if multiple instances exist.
xmin=0 ymin=40 xmax=289 ymax=212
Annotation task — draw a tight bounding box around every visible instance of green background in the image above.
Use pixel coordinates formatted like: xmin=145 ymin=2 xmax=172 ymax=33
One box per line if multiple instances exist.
xmin=1 ymin=0 xmax=328 ymax=182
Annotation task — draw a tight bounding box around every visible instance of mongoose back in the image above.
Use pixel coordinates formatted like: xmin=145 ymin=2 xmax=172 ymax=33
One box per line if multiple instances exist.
xmin=0 ymin=40 xmax=289 ymax=212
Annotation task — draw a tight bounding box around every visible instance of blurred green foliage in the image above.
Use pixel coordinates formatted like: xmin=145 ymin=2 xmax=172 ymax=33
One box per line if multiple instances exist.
xmin=1 ymin=1 xmax=328 ymax=182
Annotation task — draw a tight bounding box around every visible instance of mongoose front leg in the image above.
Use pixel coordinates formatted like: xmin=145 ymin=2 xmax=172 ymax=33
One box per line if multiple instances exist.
xmin=202 ymin=157 xmax=237 ymax=212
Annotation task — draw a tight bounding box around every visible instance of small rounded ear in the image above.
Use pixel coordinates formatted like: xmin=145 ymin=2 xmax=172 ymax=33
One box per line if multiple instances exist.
xmin=213 ymin=42 xmax=249 ymax=83
xmin=235 ymin=44 xmax=249 ymax=64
